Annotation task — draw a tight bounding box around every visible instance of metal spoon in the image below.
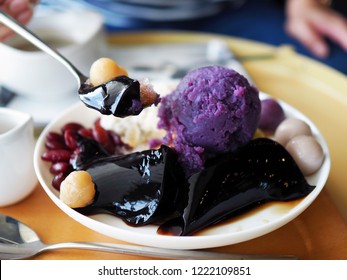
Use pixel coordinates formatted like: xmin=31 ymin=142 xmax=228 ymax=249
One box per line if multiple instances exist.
xmin=0 ymin=10 xmax=148 ymax=117
xmin=0 ymin=215 xmax=297 ymax=260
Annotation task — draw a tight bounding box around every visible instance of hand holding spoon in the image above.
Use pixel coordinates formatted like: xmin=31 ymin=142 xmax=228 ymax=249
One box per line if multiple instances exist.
xmin=0 ymin=214 xmax=296 ymax=260
xmin=0 ymin=10 xmax=158 ymax=117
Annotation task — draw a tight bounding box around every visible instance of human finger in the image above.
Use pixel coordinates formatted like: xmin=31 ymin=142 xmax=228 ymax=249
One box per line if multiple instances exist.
xmin=8 ymin=0 xmax=32 ymax=14
xmin=309 ymin=10 xmax=347 ymax=52
xmin=285 ymin=17 xmax=329 ymax=57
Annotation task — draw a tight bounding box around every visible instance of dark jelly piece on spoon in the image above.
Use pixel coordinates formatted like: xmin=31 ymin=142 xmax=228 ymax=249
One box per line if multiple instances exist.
xmin=79 ymin=76 xmax=143 ymax=118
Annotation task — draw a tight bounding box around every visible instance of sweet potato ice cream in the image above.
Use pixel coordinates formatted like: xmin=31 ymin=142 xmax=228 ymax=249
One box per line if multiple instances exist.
xmin=158 ymin=65 xmax=261 ymax=174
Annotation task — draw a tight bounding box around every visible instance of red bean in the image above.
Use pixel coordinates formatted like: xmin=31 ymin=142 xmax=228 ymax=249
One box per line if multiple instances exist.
xmin=52 ymin=173 xmax=66 ymax=191
xmin=45 ymin=131 xmax=67 ymax=150
xmin=92 ymin=119 xmax=108 ymax=144
xmin=64 ymin=129 xmax=78 ymax=150
xmin=92 ymin=119 xmax=114 ymax=153
xmin=46 ymin=131 xmax=64 ymax=142
xmin=61 ymin=122 xmax=84 ymax=133
xmin=41 ymin=149 xmax=72 ymax=162
xmin=78 ymin=128 xmax=93 ymax=139
xmin=45 ymin=140 xmax=67 ymax=150
xmin=49 ymin=162 xmax=72 ymax=175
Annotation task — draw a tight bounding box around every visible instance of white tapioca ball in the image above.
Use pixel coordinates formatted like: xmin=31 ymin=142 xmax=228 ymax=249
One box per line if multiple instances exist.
xmin=285 ymin=135 xmax=325 ymax=176
xmin=274 ymin=118 xmax=312 ymax=146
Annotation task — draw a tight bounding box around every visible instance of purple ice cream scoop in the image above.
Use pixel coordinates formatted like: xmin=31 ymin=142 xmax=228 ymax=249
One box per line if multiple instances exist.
xmin=158 ymin=65 xmax=261 ymax=175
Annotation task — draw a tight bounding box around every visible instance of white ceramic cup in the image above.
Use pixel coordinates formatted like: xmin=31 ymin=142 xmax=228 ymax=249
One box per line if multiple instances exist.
xmin=0 ymin=9 xmax=104 ymax=100
xmin=0 ymin=108 xmax=37 ymax=206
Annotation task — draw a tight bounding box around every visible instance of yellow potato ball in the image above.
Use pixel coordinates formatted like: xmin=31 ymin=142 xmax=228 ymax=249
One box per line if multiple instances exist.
xmin=60 ymin=171 xmax=95 ymax=208
xmin=89 ymin=57 xmax=128 ymax=86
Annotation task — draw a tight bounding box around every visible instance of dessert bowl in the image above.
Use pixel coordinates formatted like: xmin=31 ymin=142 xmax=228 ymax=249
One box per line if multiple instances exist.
xmin=33 ymin=84 xmax=330 ymax=249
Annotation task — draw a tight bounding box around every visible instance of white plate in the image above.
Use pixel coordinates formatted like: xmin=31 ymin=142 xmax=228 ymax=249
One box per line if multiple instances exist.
xmin=34 ymin=91 xmax=330 ymax=249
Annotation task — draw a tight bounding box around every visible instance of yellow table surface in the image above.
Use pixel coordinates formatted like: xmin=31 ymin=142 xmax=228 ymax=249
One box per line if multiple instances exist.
xmin=1 ymin=31 xmax=347 ymax=260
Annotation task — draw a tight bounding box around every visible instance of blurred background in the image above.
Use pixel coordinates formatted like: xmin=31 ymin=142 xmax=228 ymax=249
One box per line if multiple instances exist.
xmin=36 ymin=0 xmax=347 ymax=74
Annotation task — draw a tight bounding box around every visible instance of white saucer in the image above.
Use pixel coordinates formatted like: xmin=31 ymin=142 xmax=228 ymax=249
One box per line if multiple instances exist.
xmin=6 ymin=93 xmax=79 ymax=126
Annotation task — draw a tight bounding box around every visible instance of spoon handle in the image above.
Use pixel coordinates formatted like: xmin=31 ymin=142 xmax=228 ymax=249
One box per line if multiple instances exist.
xmin=0 ymin=10 xmax=86 ymax=83
xmin=0 ymin=242 xmax=296 ymax=260
xmin=42 ymin=242 xmax=297 ymax=260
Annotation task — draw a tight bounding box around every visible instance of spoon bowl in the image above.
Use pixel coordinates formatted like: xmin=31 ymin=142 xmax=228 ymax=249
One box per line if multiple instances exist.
xmin=0 ymin=214 xmax=296 ymax=259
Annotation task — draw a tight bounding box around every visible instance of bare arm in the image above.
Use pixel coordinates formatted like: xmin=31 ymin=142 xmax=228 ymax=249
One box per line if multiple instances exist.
xmin=285 ymin=0 xmax=347 ymax=57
